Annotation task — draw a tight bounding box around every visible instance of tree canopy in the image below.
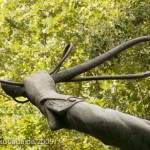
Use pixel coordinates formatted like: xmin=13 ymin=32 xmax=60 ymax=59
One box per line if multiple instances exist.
xmin=0 ymin=0 xmax=149 ymax=149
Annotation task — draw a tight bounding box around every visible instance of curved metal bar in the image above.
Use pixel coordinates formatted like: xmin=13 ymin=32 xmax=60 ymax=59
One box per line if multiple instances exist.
xmin=0 ymin=79 xmax=23 ymax=86
xmin=66 ymin=71 xmax=150 ymax=82
xmin=0 ymin=36 xmax=150 ymax=86
xmin=50 ymin=43 xmax=73 ymax=75
xmin=52 ymin=36 xmax=150 ymax=83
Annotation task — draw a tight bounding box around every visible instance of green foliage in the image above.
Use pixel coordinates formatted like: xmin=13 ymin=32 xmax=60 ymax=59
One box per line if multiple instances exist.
xmin=0 ymin=0 xmax=149 ymax=149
